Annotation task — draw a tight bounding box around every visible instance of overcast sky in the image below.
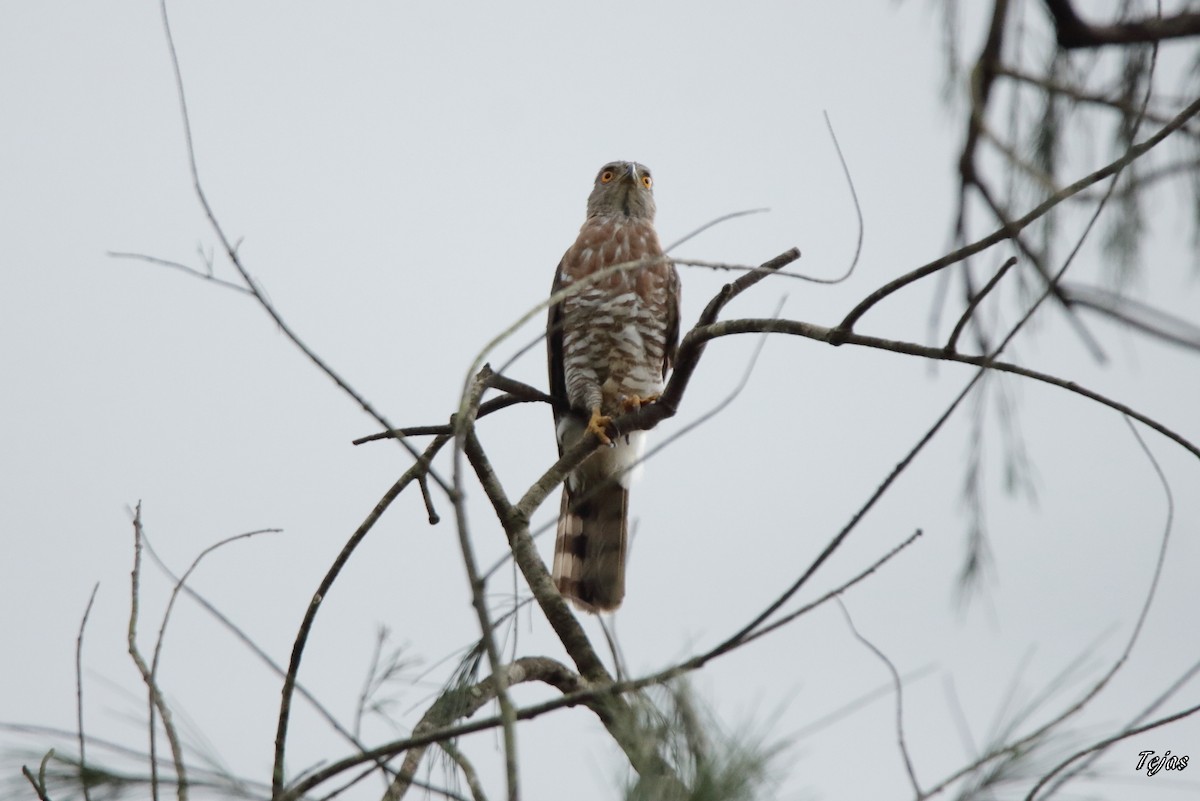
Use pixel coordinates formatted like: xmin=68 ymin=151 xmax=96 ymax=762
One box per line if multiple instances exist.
xmin=3 ymin=3 xmax=1199 ymax=800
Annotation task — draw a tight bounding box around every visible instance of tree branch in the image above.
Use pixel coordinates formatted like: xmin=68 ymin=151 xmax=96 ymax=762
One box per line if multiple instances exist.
xmin=995 ymin=64 xmax=1200 ymax=138
xmin=1043 ymin=0 xmax=1200 ymax=48
xmin=945 ymin=256 xmax=1019 ymax=353
xmin=273 ymin=435 xmax=450 ymax=795
xmin=155 ymin=0 xmax=447 ymax=495
xmin=448 ymin=366 xmax=520 ymax=801
xmin=688 ymin=317 xmax=1200 ymax=460
xmin=835 ymin=93 xmax=1200 ymax=335
xmin=127 ymin=504 xmax=187 ymax=801
xmin=298 ymin=657 xmax=583 ymax=801
xmin=837 ymin=600 xmax=920 ymax=797
xmin=1059 ymin=282 xmax=1200 ymax=352
xmin=75 ymin=584 xmax=99 ymax=801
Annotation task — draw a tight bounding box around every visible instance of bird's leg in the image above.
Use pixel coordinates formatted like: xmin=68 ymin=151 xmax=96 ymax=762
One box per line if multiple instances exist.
xmin=586 ymin=406 xmax=613 ymax=445
xmin=619 ymin=393 xmax=661 ymax=412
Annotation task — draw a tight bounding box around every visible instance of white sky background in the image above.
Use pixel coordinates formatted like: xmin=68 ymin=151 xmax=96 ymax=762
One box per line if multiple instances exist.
xmin=3 ymin=2 xmax=1200 ymax=800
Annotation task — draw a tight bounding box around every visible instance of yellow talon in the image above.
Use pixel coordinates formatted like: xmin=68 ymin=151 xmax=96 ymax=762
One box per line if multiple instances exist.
xmin=586 ymin=407 xmax=613 ymax=445
xmin=620 ymin=393 xmax=661 ymax=412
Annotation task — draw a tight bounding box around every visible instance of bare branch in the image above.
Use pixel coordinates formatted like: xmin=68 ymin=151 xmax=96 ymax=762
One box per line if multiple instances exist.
xmin=970 ymin=172 xmax=1106 ymax=361
xmin=945 ymin=256 xmax=1019 ymax=353
xmin=22 ymin=749 xmax=55 ymax=801
xmin=837 ymin=600 xmax=920 ymax=797
xmin=127 ymin=504 xmax=187 ymax=801
xmin=704 ymin=362 xmax=985 ymax=664
xmin=822 ymin=110 xmax=864 ymax=285
xmin=138 ymin=537 xmax=374 ymax=764
xmin=437 ymin=741 xmax=489 ymax=801
xmin=354 ymin=657 xmax=582 ymax=801
xmin=1043 ymin=0 xmax=1200 ymax=48
xmin=274 ymin=434 xmax=449 ymax=794
xmin=699 ymin=67 xmax=1175 ymax=670
xmin=147 ymin=525 xmax=280 ymax=797
xmin=835 ymin=94 xmax=1200 ymax=335
xmin=461 ymin=408 xmax=687 ymax=789
xmin=354 ymin=377 xmax=557 ymax=445
xmin=1038 ymin=414 xmax=1178 ymax=795
xmin=685 ymin=318 xmax=1200 ymax=461
xmin=283 ymin=518 xmax=917 ymax=801
xmin=74 ymin=583 xmax=99 ymax=801
xmin=920 ymin=394 xmax=1179 ymax=799
xmin=417 ymin=473 xmax=440 ymax=525
xmin=107 ymin=251 xmax=254 ymax=295
xmin=1023 ymin=699 xmax=1200 ymax=801
xmin=1059 ymin=282 xmax=1200 ymax=352
xmin=663 ymin=208 xmax=769 ymax=252
xmin=448 ymin=366 xmax=520 ymax=801
xmin=995 ymin=64 xmax=1200 ymax=137
xmin=740 ymin=529 xmax=923 ymax=649
xmin=154 ymin=0 xmax=447 ymax=498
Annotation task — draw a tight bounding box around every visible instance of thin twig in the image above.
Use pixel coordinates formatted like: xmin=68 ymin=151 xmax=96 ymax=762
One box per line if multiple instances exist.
xmin=75 ymin=583 xmax=99 ymax=801
xmin=703 ymin=364 xmax=986 ymax=664
xmin=821 ymin=110 xmax=864 ymax=285
xmin=1059 ymin=282 xmax=1200 ymax=352
xmin=1043 ymin=0 xmax=1200 ymax=48
xmin=837 ymin=599 xmax=920 ymax=797
xmin=663 ymin=208 xmax=770 ymax=252
xmin=835 ymin=94 xmax=1200 ymax=334
xmin=107 ymin=251 xmax=254 ymax=295
xmin=710 ymin=58 xmax=1165 ymax=660
xmin=739 ymin=529 xmax=923 ymax=649
xmin=649 ymin=249 xmax=800 ymax=421
xmin=298 ymin=528 xmax=925 ymax=796
xmin=448 ymin=366 xmax=520 ymax=801
xmin=373 ymin=658 xmax=582 ymax=801
xmin=286 ymin=521 xmax=919 ymax=799
xmin=945 ymin=256 xmax=1019 ymax=353
xmin=127 ymin=503 xmax=188 ymax=801
xmin=273 ymin=433 xmax=449 ymax=795
xmin=418 ymin=473 xmax=440 ymax=524
xmin=970 ymin=172 xmax=1106 ymax=361
xmin=791 ymin=664 xmax=937 ymax=742
xmin=438 ymin=742 xmax=490 ymax=801
xmin=681 ymin=318 xmax=1200 ymax=461
xmin=354 ymin=382 xmax=555 ymax=445
xmin=138 ymin=538 xmax=375 ymax=765
xmin=155 ymin=0 xmax=446 ymax=494
xmin=1023 ymin=700 xmax=1200 ymax=801
xmin=1034 ymin=414 xmax=1176 ymax=797
xmin=994 ymin=64 xmax=1199 ymax=137
xmin=147 ymin=525 xmax=280 ymax=786
xmin=22 ymin=749 xmax=55 ymax=801
xmin=922 ymin=43 xmax=1170 ymax=797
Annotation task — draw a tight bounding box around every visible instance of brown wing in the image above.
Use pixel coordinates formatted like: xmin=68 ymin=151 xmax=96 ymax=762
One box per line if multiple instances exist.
xmin=546 ymin=258 xmax=569 ymax=453
xmin=662 ymin=264 xmax=682 ymax=378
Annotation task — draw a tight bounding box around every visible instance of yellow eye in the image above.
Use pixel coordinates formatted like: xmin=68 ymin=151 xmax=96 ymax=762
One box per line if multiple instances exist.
xmin=641 ymin=174 xmax=653 ymax=189
xmin=600 ymin=170 xmax=615 ymax=184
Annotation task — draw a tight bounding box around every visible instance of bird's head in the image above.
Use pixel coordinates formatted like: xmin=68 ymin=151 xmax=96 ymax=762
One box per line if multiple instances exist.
xmin=585 ymin=161 xmax=655 ymax=221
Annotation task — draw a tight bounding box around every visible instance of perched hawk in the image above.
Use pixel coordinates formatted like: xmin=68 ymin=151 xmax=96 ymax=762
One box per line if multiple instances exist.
xmin=547 ymin=161 xmax=681 ymax=612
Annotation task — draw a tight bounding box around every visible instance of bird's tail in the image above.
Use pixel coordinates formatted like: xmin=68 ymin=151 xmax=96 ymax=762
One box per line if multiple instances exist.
xmin=552 ymin=482 xmax=628 ymax=612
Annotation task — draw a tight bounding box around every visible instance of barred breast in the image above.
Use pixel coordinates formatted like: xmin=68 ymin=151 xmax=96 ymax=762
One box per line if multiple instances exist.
xmin=557 ymin=216 xmax=673 ymax=418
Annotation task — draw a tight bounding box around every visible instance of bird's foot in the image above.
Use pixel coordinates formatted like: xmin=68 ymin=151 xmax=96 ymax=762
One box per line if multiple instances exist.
xmin=586 ymin=406 xmax=613 ymax=445
xmin=620 ymin=393 xmax=661 ymax=412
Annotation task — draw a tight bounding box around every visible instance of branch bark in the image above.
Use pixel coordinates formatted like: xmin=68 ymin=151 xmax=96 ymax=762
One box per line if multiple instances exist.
xmin=1043 ymin=0 xmax=1200 ymax=48
xmin=836 ymin=93 xmax=1200 ymax=335
xmin=379 ymin=657 xmax=582 ymax=801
